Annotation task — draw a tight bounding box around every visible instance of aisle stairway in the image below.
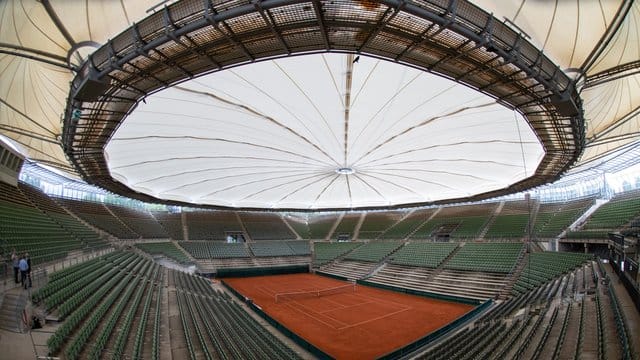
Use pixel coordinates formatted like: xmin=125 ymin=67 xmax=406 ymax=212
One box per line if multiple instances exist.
xmin=0 ymin=287 xmax=28 ymax=333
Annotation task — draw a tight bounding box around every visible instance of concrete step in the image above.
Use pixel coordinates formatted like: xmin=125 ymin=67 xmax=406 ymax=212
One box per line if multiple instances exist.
xmin=0 ymin=324 xmax=21 ymax=332
xmin=0 ymin=319 xmax=16 ymax=330
xmin=3 ymin=293 xmax=20 ymax=301
xmin=0 ymin=308 xmax=17 ymax=317
xmin=0 ymin=311 xmax=21 ymax=332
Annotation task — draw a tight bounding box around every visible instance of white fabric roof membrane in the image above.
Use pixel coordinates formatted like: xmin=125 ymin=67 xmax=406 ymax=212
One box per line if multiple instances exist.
xmin=470 ymin=0 xmax=640 ymax=164
xmin=0 ymin=0 xmax=154 ymax=172
xmin=0 ymin=0 xmax=639 ymax=207
xmin=105 ymin=54 xmax=543 ymax=209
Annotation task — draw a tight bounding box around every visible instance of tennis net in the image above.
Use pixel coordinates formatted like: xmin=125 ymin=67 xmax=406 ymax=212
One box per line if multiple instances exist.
xmin=274 ymin=283 xmax=356 ymax=303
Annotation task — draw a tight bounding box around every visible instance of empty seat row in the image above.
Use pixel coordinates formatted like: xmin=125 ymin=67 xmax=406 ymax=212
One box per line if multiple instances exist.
xmin=444 ymin=242 xmax=523 ymax=273
xmin=389 ymin=242 xmax=458 ymax=268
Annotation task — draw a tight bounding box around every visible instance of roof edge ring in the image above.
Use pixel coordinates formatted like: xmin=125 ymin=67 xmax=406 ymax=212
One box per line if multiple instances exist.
xmin=62 ymin=0 xmax=585 ymax=211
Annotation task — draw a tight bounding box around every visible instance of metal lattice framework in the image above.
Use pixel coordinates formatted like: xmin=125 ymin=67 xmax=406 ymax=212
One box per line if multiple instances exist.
xmin=63 ymin=0 xmax=584 ymax=211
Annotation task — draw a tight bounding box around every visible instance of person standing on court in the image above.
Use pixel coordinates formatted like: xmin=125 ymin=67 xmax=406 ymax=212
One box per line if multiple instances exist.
xmin=11 ymin=249 xmax=19 ymax=284
xmin=19 ymin=254 xmax=29 ymax=289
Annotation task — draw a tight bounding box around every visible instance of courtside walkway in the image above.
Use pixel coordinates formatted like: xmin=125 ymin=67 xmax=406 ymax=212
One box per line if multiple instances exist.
xmin=603 ymin=263 xmax=640 ymax=359
xmin=1 ymin=247 xmax=114 ymax=293
xmin=0 ymin=328 xmax=37 ymax=358
xmin=0 ymin=248 xmax=114 ymax=358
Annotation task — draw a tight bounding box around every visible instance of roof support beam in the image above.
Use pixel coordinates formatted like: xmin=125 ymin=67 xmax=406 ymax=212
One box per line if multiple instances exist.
xmin=380 ymin=0 xmax=569 ymax=98
xmin=0 ymin=125 xmax=60 ymax=144
xmin=580 ymin=0 xmax=635 ymax=78
xmin=0 ymin=50 xmax=71 ymax=70
xmin=252 ymin=0 xmax=291 ymax=54
xmin=40 ymin=0 xmax=76 ymax=47
xmin=586 ymin=105 xmax=640 ymax=144
xmin=357 ymin=3 xmax=403 ymax=52
xmin=0 ymin=42 xmax=67 ymax=62
xmin=0 ymin=98 xmax=58 ymax=137
xmin=312 ymin=0 xmax=330 ymax=50
xmin=204 ymin=3 xmax=255 ymax=62
xmin=585 ymin=60 xmax=640 ymax=88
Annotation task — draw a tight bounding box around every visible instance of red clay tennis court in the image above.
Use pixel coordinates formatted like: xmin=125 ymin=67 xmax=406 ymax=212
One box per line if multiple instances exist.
xmin=224 ymin=273 xmax=474 ymax=359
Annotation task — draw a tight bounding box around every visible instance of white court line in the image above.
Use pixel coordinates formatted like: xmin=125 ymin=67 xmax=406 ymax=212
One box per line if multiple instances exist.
xmin=282 ymin=300 xmax=348 ymax=330
xmin=317 ymin=298 xmax=378 ymax=313
xmin=335 ymin=307 xmax=413 ymax=330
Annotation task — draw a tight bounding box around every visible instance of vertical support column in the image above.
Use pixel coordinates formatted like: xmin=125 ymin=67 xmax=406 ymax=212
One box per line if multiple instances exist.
xmin=352 ymin=212 xmax=366 ymax=241
xmin=325 ymin=213 xmax=345 ymax=241
xmin=181 ymin=211 xmax=188 ymax=241
xmin=309 ymin=240 xmax=315 ymax=273
xmin=525 ymin=193 xmax=532 ymax=253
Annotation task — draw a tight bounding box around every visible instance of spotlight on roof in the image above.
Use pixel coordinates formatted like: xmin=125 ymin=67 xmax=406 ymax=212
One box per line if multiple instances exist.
xmin=335 ymin=167 xmax=355 ymax=175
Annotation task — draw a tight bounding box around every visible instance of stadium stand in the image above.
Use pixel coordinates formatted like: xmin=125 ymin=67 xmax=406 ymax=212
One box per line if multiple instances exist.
xmin=449 ymin=216 xmax=491 ymax=238
xmin=38 ymin=250 xmax=298 ymax=360
xmin=567 ymin=190 xmax=640 ymax=239
xmin=484 ymin=200 xmax=532 ymax=239
xmin=501 ymin=199 xmax=533 ymax=213
xmin=313 ymin=242 xmax=362 ymax=266
xmin=367 ymin=264 xmax=436 ymax=289
xmin=287 ymin=240 xmax=311 ymax=256
xmin=0 ymin=182 xmax=85 ymax=264
xmin=168 ymin=269 xmax=301 ymax=360
xmin=381 ymin=208 xmax=437 ymax=239
xmin=178 ymin=242 xmax=211 ymax=259
xmin=240 ymin=240 xmax=310 ymax=258
xmin=239 ymin=213 xmax=295 ymax=240
xmin=358 ymin=211 xmax=405 ymax=239
xmin=317 ymin=241 xmax=403 ymax=280
xmin=413 ymin=258 xmax=633 ymax=360
xmin=151 ymin=211 xmax=184 ymax=240
xmin=282 ymin=214 xmax=311 ymax=239
xmin=512 ymin=252 xmax=593 ymax=296
xmin=135 ymin=242 xmax=192 ymax=264
xmin=307 ymin=213 xmax=340 ymax=239
xmin=56 ymin=197 xmax=139 ymax=239
xmin=429 ymin=269 xmax=511 ymax=300
xmin=182 ymin=240 xmax=311 ymax=273
xmin=368 ymin=265 xmax=511 ymax=301
xmin=207 ymin=242 xmax=251 ymax=259
xmin=106 ymin=204 xmax=168 ymax=238
xmin=410 ymin=219 xmax=443 ymax=239
xmin=2 ymin=182 xmax=637 ymax=360
xmin=361 ymin=242 xmax=523 ymax=301
xmin=344 ymin=241 xmax=403 ymax=262
xmin=18 ymin=183 xmax=108 ymax=250
xmin=185 ymin=210 xmax=243 ymax=240
xmin=389 ymin=242 xmax=458 ymax=268
xmin=605 ymin=270 xmax=635 ymax=360
xmin=583 ymin=190 xmax=640 ymax=230
xmin=484 ymin=214 xmax=530 ymax=238
xmin=533 ymin=197 xmax=594 ymax=238
xmin=333 ymin=213 xmax=361 ymax=239
xmin=444 ymin=242 xmax=524 ymax=273
xmin=317 ymin=260 xmax=379 ymax=281
xmin=429 ymin=203 xmax=497 ymax=239
xmin=565 ymin=230 xmax=612 ymax=240
xmin=249 ymin=241 xmax=296 ymax=257
xmin=42 ymin=252 xmax=160 ymax=359
xmin=193 ymin=243 xmax=254 ymax=272
xmin=3 ymin=180 xmax=639 ymax=359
